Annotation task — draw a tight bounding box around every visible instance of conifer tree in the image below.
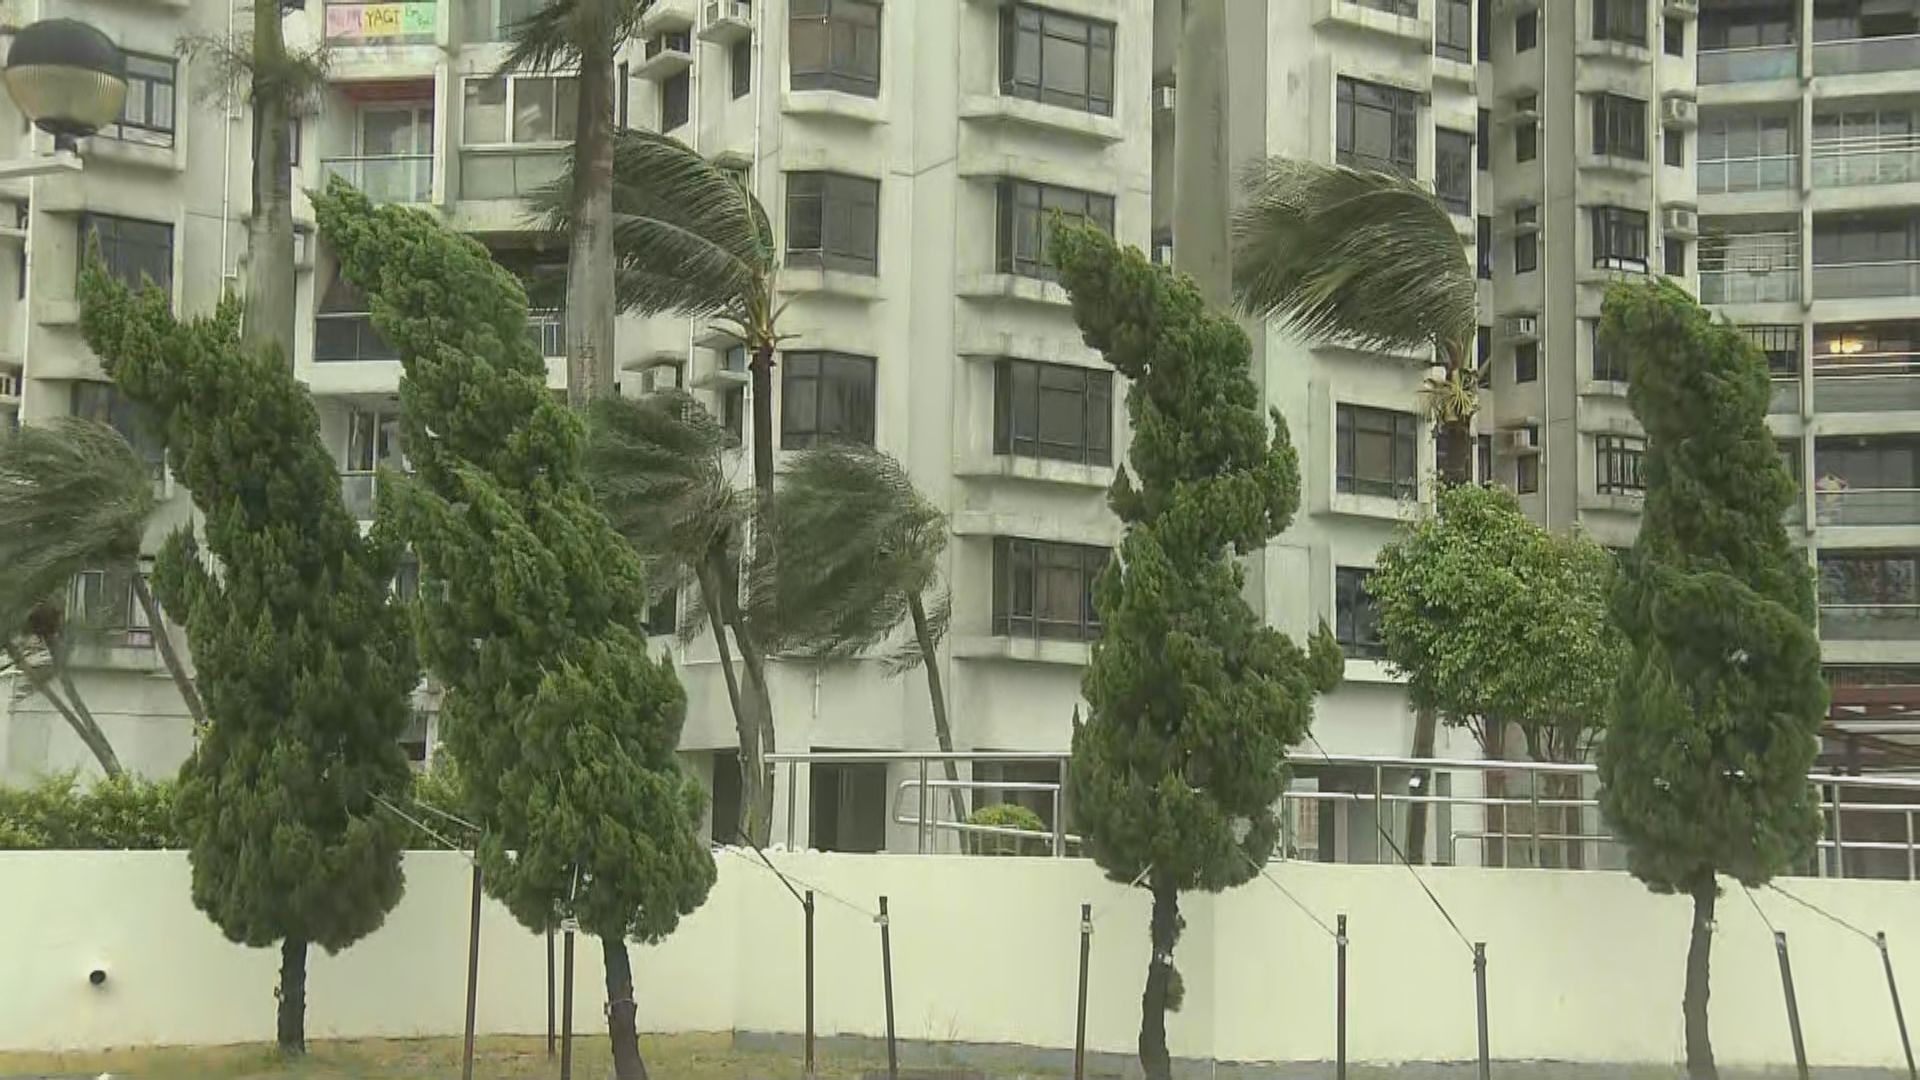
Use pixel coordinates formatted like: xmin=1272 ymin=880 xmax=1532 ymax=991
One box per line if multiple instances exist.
xmin=314 ymin=182 xmax=714 ymax=1080
xmin=1054 ymin=222 xmax=1338 ymax=1080
xmin=78 ymin=268 xmax=417 ymax=1053
xmin=1598 ymin=278 xmax=1824 ymax=1080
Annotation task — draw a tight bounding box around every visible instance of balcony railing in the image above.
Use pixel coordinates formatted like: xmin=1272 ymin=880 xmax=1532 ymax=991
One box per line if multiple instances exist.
xmin=1700 ymin=230 xmax=1801 ymax=303
xmin=1702 ymin=266 xmax=1801 ymax=303
xmin=459 ymin=146 xmax=567 ymax=201
xmin=527 ymin=308 xmax=565 ymax=358
xmin=314 ymin=312 xmax=398 ymax=363
xmin=340 ymin=468 xmax=414 ymax=521
xmin=1770 ymin=375 xmax=1801 ymax=414
xmin=1812 ymin=486 xmax=1920 ymax=526
xmin=1820 ymin=603 xmax=1920 ymax=640
xmin=322 ymin=155 xmax=433 ymax=205
xmin=1814 ymin=259 xmax=1920 ymax=300
xmin=1813 ymin=133 xmax=1920 ymax=188
xmin=1698 ymin=153 xmax=1798 ymax=195
xmin=1813 ymin=34 xmax=1920 ymax=77
xmin=1814 ymin=354 xmax=1920 ymax=412
xmin=1699 ymin=43 xmax=1798 ymax=85
xmin=324 ymin=0 xmax=436 ymax=43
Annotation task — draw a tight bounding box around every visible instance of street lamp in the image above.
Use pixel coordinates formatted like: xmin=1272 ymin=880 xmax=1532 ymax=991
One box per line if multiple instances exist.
xmin=2 ymin=19 xmax=126 ymax=174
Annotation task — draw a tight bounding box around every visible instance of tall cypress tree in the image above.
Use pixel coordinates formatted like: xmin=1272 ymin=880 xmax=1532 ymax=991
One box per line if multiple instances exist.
xmin=77 ymin=271 xmax=418 ymax=1053
xmin=1598 ymin=278 xmax=1824 ymax=1080
xmin=1054 ymin=222 xmax=1338 ymax=1080
xmin=314 ymin=182 xmax=714 ymax=1080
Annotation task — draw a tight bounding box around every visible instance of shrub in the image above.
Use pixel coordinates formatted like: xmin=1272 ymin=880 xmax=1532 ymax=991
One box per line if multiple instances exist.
xmin=0 ymin=773 xmax=180 ymax=850
xmin=966 ymin=802 xmax=1047 ymax=856
xmin=403 ymin=763 xmax=473 ymax=851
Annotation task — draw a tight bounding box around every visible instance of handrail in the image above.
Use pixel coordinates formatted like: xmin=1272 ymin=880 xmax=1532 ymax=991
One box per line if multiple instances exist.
xmin=1813 ymin=134 xmax=1920 ymax=155
xmin=1699 ymin=41 xmax=1799 ymax=54
xmin=1814 ymin=257 xmax=1920 ymax=269
xmin=1814 ymin=32 xmax=1920 ymax=47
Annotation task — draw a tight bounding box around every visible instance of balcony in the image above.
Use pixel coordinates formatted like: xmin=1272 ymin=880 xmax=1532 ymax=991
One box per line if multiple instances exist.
xmin=1771 ymin=375 xmax=1802 ymax=414
xmin=1698 ymin=152 xmax=1797 ymax=195
xmin=322 ymin=155 xmax=433 ymax=205
xmin=1700 ymin=230 xmax=1801 ymax=303
xmin=459 ymin=147 xmax=567 ymax=201
xmin=315 ymin=312 xmax=398 ymax=364
xmin=324 ymin=0 xmax=436 ymax=44
xmin=1814 ymin=259 xmax=1920 ymax=300
xmin=1815 ymin=352 xmax=1920 ymax=413
xmin=1813 ymin=133 xmax=1920 ymax=189
xmin=1821 ymin=604 xmax=1920 ymax=639
xmin=1814 ymin=487 xmax=1920 ymax=526
xmin=1698 ymin=44 xmax=1798 ymax=85
xmin=1814 ymin=34 xmax=1920 ymax=77
xmin=527 ymin=309 xmax=566 ymax=358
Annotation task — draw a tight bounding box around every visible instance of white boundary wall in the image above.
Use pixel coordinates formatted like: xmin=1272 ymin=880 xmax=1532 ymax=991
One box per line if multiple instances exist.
xmin=3 ymin=850 xmax=1915 ymax=1068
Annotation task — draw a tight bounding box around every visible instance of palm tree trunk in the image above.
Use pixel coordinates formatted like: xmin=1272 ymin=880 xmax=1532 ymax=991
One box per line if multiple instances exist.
xmin=564 ymin=50 xmax=618 ymax=407
xmin=695 ymin=561 xmax=757 ymax=845
xmin=907 ymin=591 xmax=965 ymax=832
xmin=1138 ymin=877 xmax=1183 ymax=1080
xmin=1685 ymin=877 xmax=1719 ymax=1080
xmin=241 ymin=0 xmax=296 ymax=363
xmin=749 ymin=342 xmax=776 ymax=503
xmin=710 ymin=552 xmax=775 ymax=846
xmin=277 ymin=936 xmax=307 ymax=1055
xmin=1172 ymin=0 xmax=1231 ymax=307
xmin=602 ymin=935 xmax=648 ymax=1080
xmin=4 ymin=641 xmax=122 ymax=777
xmin=131 ymin=576 xmax=205 ymax=730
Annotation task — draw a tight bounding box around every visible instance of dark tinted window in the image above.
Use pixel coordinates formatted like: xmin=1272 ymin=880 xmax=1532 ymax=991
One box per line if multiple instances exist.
xmin=999 ymin=3 xmax=1114 ymax=116
xmin=781 ymin=350 xmax=876 ymax=448
xmin=1336 ymin=404 xmax=1419 ymax=500
xmin=790 ymin=0 xmax=881 ymax=97
xmin=994 ymin=358 xmax=1112 ymax=466
xmin=1337 ymin=77 xmax=1418 ymax=177
xmin=786 ymin=171 xmax=880 ymax=274
xmin=80 ymin=214 xmax=173 ymax=295
xmin=996 ymin=178 xmax=1114 ymax=279
xmin=992 ymin=537 xmax=1108 ymax=642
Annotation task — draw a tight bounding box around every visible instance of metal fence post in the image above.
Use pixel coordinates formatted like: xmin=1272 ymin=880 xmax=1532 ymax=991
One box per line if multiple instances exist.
xmin=1074 ymin=903 xmax=1092 ymax=1080
xmin=805 ymin=891 xmax=817 ymax=1078
xmin=545 ymin=928 xmax=555 ymax=1059
xmin=1775 ymin=931 xmax=1810 ymax=1080
xmin=916 ymin=760 xmax=930 ymax=853
xmin=1336 ymin=914 xmax=1349 ymax=1080
xmin=1473 ymin=942 xmax=1490 ymax=1080
xmin=559 ymin=924 xmax=576 ymax=1080
xmin=879 ymin=896 xmax=898 ymax=1080
xmin=460 ymin=863 xmax=481 ymax=1080
xmin=786 ymin=760 xmax=798 ymax=850
xmin=1372 ymin=765 xmax=1385 ymax=864
xmin=1834 ymin=780 xmax=1848 ymax=879
xmin=1057 ymin=758 xmax=1072 ymax=858
xmin=1882 ymin=932 xmax=1917 ymax=1080
xmin=1528 ymin=781 xmax=1542 ymax=868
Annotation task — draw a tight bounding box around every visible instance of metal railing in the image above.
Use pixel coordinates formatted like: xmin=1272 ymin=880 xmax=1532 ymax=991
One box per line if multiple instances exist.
xmin=1811 ymin=486 xmax=1920 ymax=526
xmin=1699 ymin=43 xmax=1798 ymax=85
xmin=1698 ymin=153 xmax=1798 ymax=195
xmin=1813 ymin=133 xmax=1920 ymax=188
xmin=527 ymin=309 xmax=566 ymax=358
xmin=1770 ymin=375 xmax=1802 ymax=415
xmin=1814 ymin=33 xmax=1920 ymax=77
xmin=458 ymin=146 xmax=567 ymax=201
xmin=768 ymin=749 xmax=1920 ymax=879
xmin=1814 ymin=259 xmax=1920 ymax=300
xmin=1700 ymin=231 xmax=1801 ymax=304
xmin=314 ymin=312 xmax=399 ymax=363
xmin=1819 ymin=602 xmax=1920 ymax=640
xmin=1814 ymin=355 xmax=1920 ymax=412
xmin=322 ymin=154 xmax=433 ymax=204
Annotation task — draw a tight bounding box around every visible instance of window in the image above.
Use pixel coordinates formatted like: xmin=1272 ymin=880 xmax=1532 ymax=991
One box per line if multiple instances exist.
xmin=811 ymin=756 xmax=889 ymax=852
xmin=1593 ymin=0 xmax=1647 ymax=46
xmin=645 ymin=589 xmax=678 ymax=637
xmin=1516 ymin=447 xmax=1540 ymax=494
xmin=1477 ymin=108 xmax=1490 ymax=170
xmin=462 ymin=75 xmax=577 ymax=144
xmin=1476 ymin=433 xmax=1496 ymax=484
xmin=617 ymin=62 xmax=630 ymax=128
xmin=102 ymin=52 xmax=176 ymax=148
xmin=731 ymin=38 xmax=752 ymax=98
xmin=1336 ymin=404 xmax=1419 ymax=500
xmin=1591 ymin=319 xmax=1630 ymax=382
xmin=781 ymin=351 xmax=875 ymax=448
xmin=994 ymin=358 xmax=1112 ymax=466
xmin=1514 ymin=341 xmax=1538 ymax=384
xmin=785 ymin=171 xmax=880 ymax=274
xmin=1516 ymin=9 xmax=1538 ymax=51
xmin=661 ymin=71 xmax=690 ymax=130
xmin=1477 ymin=215 xmax=1493 ymax=279
xmin=1516 ymin=119 xmax=1538 ymax=162
xmin=68 ymin=566 xmax=148 ymax=643
xmin=71 ymin=381 xmax=165 ymax=480
xmin=992 ymin=536 xmax=1108 ymax=642
xmin=1336 ymin=77 xmax=1418 ymax=178
xmin=1335 ymin=567 xmax=1384 ymax=661
xmin=1743 ymin=324 xmax=1803 ymax=375
xmin=1593 ymin=93 xmax=1647 ymax=160
xmin=790 ymin=0 xmax=882 ymax=97
xmin=1514 ymin=206 xmax=1538 ymax=274
xmin=1477 ymin=326 xmax=1492 ymax=372
xmin=1665 ymin=236 xmax=1687 ymax=276
xmin=345 ymin=409 xmax=406 ymax=472
xmin=1665 ymin=15 xmax=1685 ymax=55
xmin=1358 ymin=0 xmax=1417 ymax=14
xmin=80 ymin=214 xmax=173 ymax=295
xmin=1000 ymin=4 xmax=1114 ymax=116
xmin=1478 ymin=0 xmax=1492 ymax=60
xmin=1664 ymin=127 xmax=1685 ymax=167
xmin=720 ymin=386 xmax=745 ymax=446
xmin=1821 ymin=552 xmax=1920 ymax=608
xmin=1700 ymin=112 xmax=1796 ymax=193
xmin=1701 ymin=3 xmax=1795 ymax=50
xmin=996 ymin=178 xmax=1114 ymax=279
xmin=1597 ymin=435 xmax=1647 ymax=495
xmin=1592 ymin=206 xmax=1650 ymax=271
xmin=1436 ymin=0 xmax=1473 ymax=62
xmin=1435 ymin=129 xmax=1474 ymax=216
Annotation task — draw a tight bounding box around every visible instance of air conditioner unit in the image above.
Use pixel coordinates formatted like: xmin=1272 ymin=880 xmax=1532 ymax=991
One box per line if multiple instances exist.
xmin=1662 ymin=206 xmax=1699 ymax=237
xmin=1504 ymin=314 xmax=1540 ymax=342
xmin=1501 ymin=427 xmax=1542 ymax=454
xmin=1154 ymin=84 xmax=1176 ymax=113
xmin=1661 ymin=96 xmax=1697 ymax=128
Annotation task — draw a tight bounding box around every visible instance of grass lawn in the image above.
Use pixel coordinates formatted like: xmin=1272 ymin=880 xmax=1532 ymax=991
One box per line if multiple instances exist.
xmin=0 ymin=1033 xmax=900 ymax=1079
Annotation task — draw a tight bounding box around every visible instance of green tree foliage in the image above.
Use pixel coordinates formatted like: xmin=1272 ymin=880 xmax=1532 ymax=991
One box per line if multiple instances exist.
xmin=0 ymin=773 xmax=179 ymax=850
xmin=1370 ymin=484 xmax=1620 ymax=763
xmin=1054 ymin=222 xmax=1336 ymax=1080
xmin=314 ymin=182 xmax=714 ymax=1080
xmin=964 ymin=803 xmax=1046 ymax=857
xmin=1597 ymin=278 xmax=1824 ymax=1080
xmin=78 ymin=267 xmax=419 ymax=1055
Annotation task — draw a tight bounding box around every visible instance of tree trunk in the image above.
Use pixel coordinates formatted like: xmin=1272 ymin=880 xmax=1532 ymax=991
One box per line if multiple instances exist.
xmin=241 ymin=0 xmax=296 ymax=363
xmin=1437 ymin=415 xmax=1476 ymax=487
xmin=602 ymin=935 xmax=648 ymax=1080
xmin=696 ymin=560 xmax=759 ymax=845
xmin=907 ymin=591 xmax=966 ymax=832
xmin=1172 ymin=0 xmax=1230 ymax=307
xmin=749 ymin=342 xmax=776 ymax=503
xmin=712 ymin=552 xmax=775 ymax=846
xmin=1685 ymin=877 xmax=1719 ymax=1080
xmin=131 ymin=575 xmax=205 ymax=730
xmin=1405 ymin=412 xmax=1479 ymax=861
xmin=277 ymin=936 xmax=307 ymax=1055
xmin=1138 ymin=878 xmax=1183 ymax=1080
xmin=5 ymin=641 xmax=122 ymax=778
xmin=564 ymin=51 xmax=617 ymax=407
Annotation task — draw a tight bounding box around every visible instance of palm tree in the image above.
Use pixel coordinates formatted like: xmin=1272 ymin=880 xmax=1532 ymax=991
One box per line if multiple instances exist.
xmin=1231 ymin=159 xmax=1477 ymax=861
xmin=0 ymin=419 xmax=206 ymax=776
xmin=583 ymin=390 xmax=779 ymax=844
xmin=507 ymin=0 xmax=658 ymax=406
xmin=761 ymin=445 xmax=966 ymax=830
